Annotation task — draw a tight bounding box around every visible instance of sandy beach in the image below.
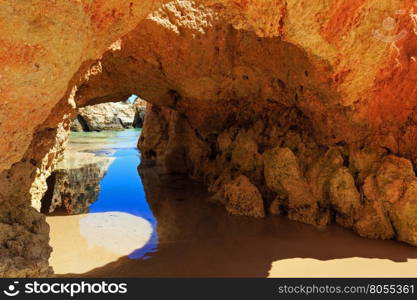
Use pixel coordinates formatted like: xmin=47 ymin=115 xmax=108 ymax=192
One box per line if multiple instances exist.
xmin=47 ymin=212 xmax=152 ymax=274
xmin=269 ymin=257 xmax=417 ymax=278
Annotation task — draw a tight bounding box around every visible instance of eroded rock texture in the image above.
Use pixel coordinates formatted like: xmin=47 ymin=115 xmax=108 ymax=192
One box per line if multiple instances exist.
xmin=81 ymin=0 xmax=417 ymax=246
xmin=71 ymin=102 xmax=139 ymax=132
xmin=0 ymin=204 xmax=52 ymax=277
xmin=0 ymin=0 xmax=168 ymax=277
xmin=2 ymin=0 xmax=417 ymax=276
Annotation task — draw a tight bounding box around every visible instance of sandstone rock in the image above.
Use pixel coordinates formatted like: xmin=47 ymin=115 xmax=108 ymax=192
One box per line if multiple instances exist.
xmin=353 ymin=200 xmax=395 ymax=240
xmin=217 ymin=131 xmax=232 ymax=152
xmin=5 ymin=0 xmax=417 ymax=277
xmin=349 ymin=146 xmax=387 ymax=183
xmin=29 ymin=121 xmax=70 ymax=212
xmin=390 ymin=179 xmax=417 ymax=246
xmin=307 ymin=148 xmax=345 ymax=197
xmin=305 ymin=148 xmax=345 ymax=225
xmin=269 ymin=199 xmax=281 ymax=216
xmin=223 ymin=175 xmax=265 ymax=218
xmin=263 ymin=147 xmax=319 ymax=225
xmin=263 ymin=147 xmax=303 ymax=196
xmin=231 ymin=131 xmax=260 ymax=172
xmin=139 ymin=102 xmax=212 ymax=182
xmin=133 ymin=108 xmax=146 ymax=128
xmin=0 ymin=0 xmax=165 ymax=174
xmin=329 ymin=167 xmax=360 ymax=228
xmin=74 ymin=102 xmax=137 ymax=131
xmin=0 ymin=203 xmax=52 ymax=277
xmin=133 ymin=97 xmax=148 ymax=128
xmin=360 ymin=155 xmax=417 ymax=245
xmin=70 ymin=117 xmax=85 ymax=132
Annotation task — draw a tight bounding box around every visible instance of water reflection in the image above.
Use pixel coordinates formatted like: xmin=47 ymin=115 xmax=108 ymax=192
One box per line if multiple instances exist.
xmin=47 ymin=129 xmax=158 ymax=274
xmin=41 ymin=153 xmax=113 ymax=215
xmin=88 ymin=137 xmax=158 ymax=259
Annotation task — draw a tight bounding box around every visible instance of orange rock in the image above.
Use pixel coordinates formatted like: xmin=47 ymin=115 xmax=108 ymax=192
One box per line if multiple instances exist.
xmin=5 ymin=0 xmax=417 ymax=276
xmin=223 ymin=175 xmax=265 ymax=218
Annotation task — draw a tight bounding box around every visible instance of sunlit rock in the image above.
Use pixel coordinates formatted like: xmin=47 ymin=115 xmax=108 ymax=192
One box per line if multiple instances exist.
xmin=71 ymin=102 xmax=141 ymax=132
xmin=3 ymin=0 xmax=417 ymax=276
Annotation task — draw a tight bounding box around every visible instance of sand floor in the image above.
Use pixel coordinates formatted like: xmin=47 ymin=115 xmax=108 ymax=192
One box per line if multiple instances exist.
xmin=47 ymin=212 xmax=152 ymax=274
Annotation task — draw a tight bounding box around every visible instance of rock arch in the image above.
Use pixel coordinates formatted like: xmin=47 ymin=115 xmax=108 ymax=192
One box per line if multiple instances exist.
xmin=1 ymin=0 xmax=417 ymax=276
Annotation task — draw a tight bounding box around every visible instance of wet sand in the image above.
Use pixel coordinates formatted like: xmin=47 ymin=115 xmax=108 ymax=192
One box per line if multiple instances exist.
xmin=54 ymin=170 xmax=417 ymax=278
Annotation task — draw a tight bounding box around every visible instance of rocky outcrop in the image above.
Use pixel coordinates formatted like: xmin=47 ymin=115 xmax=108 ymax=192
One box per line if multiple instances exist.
xmin=0 ymin=0 xmax=167 ymax=277
xmin=0 ymin=0 xmax=166 ymax=174
xmin=3 ymin=0 xmax=417 ymax=276
xmin=0 ymin=204 xmax=52 ymax=277
xmin=41 ymin=152 xmax=113 ymax=215
xmin=70 ymin=116 xmax=88 ymax=132
xmin=133 ymin=98 xmax=147 ymax=129
xmin=223 ymin=175 xmax=265 ymax=218
xmin=70 ymin=101 xmax=146 ymax=131
xmin=134 ymin=1 xmax=417 ymax=248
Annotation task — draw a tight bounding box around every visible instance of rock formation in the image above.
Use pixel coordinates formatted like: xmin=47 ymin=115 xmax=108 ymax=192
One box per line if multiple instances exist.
xmin=41 ymin=151 xmax=113 ymax=215
xmin=82 ymin=0 xmax=417 ymax=245
xmin=133 ymin=98 xmax=148 ymax=129
xmin=70 ymin=101 xmax=145 ymax=132
xmin=2 ymin=0 xmax=417 ymax=276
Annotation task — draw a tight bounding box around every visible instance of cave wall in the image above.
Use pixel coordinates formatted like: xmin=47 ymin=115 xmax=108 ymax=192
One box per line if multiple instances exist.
xmin=0 ymin=0 xmax=170 ymax=174
xmin=74 ymin=0 xmax=417 ymax=248
xmin=0 ymin=0 xmax=171 ymax=277
xmin=1 ymin=0 xmax=417 ymax=276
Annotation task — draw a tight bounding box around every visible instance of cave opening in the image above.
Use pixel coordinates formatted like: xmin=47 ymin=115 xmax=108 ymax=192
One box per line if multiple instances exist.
xmin=39 ymin=95 xmax=159 ymax=274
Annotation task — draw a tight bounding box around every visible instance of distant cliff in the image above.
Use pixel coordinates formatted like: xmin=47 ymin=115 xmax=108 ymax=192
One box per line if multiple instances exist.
xmin=71 ymin=100 xmax=146 ymax=132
